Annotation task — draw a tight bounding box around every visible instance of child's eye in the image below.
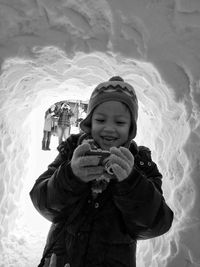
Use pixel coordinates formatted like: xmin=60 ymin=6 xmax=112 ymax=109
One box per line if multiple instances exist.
xmin=116 ymin=121 xmax=126 ymax=125
xmin=95 ymin=118 xmax=105 ymax=123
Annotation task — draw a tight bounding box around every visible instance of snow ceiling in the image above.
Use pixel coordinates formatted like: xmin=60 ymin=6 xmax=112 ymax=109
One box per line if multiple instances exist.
xmin=0 ymin=0 xmax=200 ymax=266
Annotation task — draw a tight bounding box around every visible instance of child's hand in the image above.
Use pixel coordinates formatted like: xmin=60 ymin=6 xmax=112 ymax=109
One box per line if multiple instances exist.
xmin=109 ymin=147 xmax=134 ymax=182
xmin=71 ymin=143 xmax=104 ymax=182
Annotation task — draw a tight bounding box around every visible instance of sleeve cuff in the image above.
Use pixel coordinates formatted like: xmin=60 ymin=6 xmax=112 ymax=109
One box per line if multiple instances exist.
xmin=48 ymin=161 xmax=88 ymax=195
xmin=113 ymin=167 xmax=143 ymax=195
xmin=63 ymin=161 xmax=88 ymax=191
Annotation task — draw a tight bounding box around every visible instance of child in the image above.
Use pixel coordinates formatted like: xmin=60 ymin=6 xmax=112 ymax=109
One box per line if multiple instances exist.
xmin=30 ymin=76 xmax=173 ymax=267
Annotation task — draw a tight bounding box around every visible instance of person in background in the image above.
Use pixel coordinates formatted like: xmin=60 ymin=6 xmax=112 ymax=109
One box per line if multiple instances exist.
xmin=30 ymin=76 xmax=173 ymax=267
xmin=51 ymin=112 xmax=59 ymax=137
xmin=42 ymin=104 xmax=57 ymax=151
xmin=76 ymin=105 xmax=87 ymax=132
xmin=57 ymin=102 xmax=74 ymax=144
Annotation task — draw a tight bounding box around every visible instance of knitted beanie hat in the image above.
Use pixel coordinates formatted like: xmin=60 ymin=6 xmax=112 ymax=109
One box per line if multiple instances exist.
xmin=80 ymin=76 xmax=138 ymax=140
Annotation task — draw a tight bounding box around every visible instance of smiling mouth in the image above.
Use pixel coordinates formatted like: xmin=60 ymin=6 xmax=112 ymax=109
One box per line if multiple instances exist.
xmin=101 ymin=136 xmax=117 ymax=143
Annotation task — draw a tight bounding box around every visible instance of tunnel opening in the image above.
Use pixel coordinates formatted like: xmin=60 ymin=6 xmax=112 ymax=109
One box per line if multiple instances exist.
xmin=0 ymin=47 xmax=191 ymax=266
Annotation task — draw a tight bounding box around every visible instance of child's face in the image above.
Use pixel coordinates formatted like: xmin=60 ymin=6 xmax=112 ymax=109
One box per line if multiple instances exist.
xmin=91 ymin=101 xmax=131 ymax=150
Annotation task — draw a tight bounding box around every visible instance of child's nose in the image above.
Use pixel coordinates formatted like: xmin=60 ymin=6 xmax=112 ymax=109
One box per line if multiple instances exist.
xmin=103 ymin=123 xmax=115 ymax=132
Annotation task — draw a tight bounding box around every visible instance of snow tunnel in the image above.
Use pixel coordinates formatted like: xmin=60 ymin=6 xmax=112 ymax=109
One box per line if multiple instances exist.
xmin=0 ymin=0 xmax=200 ymax=266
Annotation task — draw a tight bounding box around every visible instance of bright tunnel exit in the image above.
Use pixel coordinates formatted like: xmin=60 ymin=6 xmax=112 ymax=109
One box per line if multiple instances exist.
xmin=0 ymin=47 xmax=194 ymax=266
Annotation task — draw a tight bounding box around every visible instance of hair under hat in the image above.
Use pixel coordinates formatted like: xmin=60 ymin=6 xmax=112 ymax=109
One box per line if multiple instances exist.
xmin=80 ymin=76 xmax=138 ymax=140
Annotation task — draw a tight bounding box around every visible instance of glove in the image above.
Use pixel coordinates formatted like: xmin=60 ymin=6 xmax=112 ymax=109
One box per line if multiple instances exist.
xmin=71 ymin=143 xmax=104 ymax=182
xmin=109 ymin=146 xmax=134 ymax=182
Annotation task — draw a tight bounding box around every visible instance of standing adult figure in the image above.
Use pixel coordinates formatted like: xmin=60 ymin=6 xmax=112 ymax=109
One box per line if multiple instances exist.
xmin=42 ymin=104 xmax=57 ymax=150
xmin=57 ymin=102 xmax=74 ymax=144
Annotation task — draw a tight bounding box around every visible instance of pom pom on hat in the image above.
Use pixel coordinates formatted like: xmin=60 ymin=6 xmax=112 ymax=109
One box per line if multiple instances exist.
xmin=80 ymin=76 xmax=138 ymax=140
xmin=109 ymin=76 xmax=124 ymax=81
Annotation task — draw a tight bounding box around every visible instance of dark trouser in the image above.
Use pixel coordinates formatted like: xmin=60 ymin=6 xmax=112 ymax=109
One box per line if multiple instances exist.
xmin=57 ymin=125 xmax=70 ymax=144
xmin=42 ymin=131 xmax=51 ymax=150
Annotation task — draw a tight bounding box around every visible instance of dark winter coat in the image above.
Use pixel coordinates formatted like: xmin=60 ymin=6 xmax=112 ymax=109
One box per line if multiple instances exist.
xmin=30 ymin=133 xmax=173 ymax=267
